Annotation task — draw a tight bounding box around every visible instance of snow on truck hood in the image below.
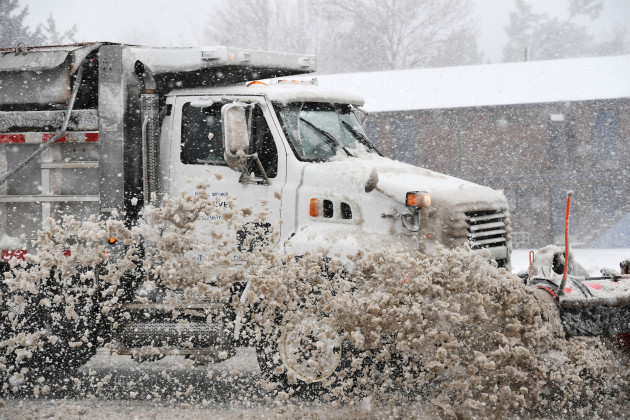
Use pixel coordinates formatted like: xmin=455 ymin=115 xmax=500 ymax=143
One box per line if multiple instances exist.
xmin=302 ymin=154 xmax=507 ymax=210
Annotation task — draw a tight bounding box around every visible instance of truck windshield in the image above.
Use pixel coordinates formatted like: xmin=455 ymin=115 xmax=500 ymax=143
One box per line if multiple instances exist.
xmin=274 ymin=102 xmax=378 ymax=161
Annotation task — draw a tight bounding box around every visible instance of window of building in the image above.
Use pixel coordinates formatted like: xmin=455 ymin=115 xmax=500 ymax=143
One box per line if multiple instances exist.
xmin=592 ymin=110 xmax=619 ymax=162
xmin=593 ymin=186 xmax=619 ymax=221
xmin=548 ymin=118 xmax=568 ymax=168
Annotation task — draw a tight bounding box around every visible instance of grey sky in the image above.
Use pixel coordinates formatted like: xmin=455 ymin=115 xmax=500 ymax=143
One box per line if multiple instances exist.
xmin=21 ymin=0 xmax=630 ymax=64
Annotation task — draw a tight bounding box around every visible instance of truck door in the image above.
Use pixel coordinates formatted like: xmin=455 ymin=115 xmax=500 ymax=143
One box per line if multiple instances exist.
xmin=169 ymin=96 xmax=286 ymax=255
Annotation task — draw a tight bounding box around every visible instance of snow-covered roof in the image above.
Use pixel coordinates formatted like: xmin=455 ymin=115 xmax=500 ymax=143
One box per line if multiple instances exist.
xmin=169 ymin=82 xmax=364 ymax=106
xmin=314 ymin=55 xmax=630 ymax=113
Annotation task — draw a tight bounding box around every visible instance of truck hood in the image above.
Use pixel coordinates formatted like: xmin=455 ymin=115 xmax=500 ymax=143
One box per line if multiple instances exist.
xmin=301 ymin=154 xmax=507 ymax=211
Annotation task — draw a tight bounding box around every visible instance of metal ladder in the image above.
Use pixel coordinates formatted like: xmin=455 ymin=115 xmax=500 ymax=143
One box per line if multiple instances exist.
xmin=0 ymin=109 xmax=100 ymax=242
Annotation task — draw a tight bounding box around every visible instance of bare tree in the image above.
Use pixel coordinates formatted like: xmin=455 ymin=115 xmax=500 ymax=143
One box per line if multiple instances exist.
xmin=203 ymin=0 xmax=479 ymax=73
xmin=202 ymin=0 xmax=325 ymax=53
xmin=502 ymin=0 xmax=630 ymax=62
xmin=598 ymin=24 xmax=630 ymax=55
xmin=323 ymin=0 xmax=477 ymax=70
xmin=431 ymin=26 xmax=483 ymax=67
xmin=0 ymin=1 xmax=79 ymax=48
xmin=38 ymin=14 xmax=77 ymax=45
xmin=568 ymin=0 xmax=604 ymax=19
xmin=0 ymin=0 xmax=43 ymax=47
xmin=503 ymin=0 xmax=595 ymax=62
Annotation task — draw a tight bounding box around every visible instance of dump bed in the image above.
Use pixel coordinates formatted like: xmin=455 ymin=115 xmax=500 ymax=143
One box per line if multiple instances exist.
xmin=0 ymin=43 xmax=316 ymax=253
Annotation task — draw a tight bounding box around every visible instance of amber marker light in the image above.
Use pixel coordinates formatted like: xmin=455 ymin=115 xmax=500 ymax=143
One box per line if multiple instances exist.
xmin=309 ymin=198 xmax=320 ymax=217
xmin=108 ymin=237 xmax=117 ymax=245
xmin=406 ymin=191 xmax=431 ymax=208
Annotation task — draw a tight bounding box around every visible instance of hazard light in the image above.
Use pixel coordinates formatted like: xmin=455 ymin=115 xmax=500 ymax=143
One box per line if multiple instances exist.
xmin=406 ymin=192 xmax=431 ymax=208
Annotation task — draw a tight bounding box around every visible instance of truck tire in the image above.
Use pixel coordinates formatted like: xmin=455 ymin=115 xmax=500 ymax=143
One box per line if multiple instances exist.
xmin=255 ymin=313 xmax=362 ymax=398
xmin=1 ymin=268 xmax=100 ymax=391
xmin=36 ymin=269 xmax=101 ymax=373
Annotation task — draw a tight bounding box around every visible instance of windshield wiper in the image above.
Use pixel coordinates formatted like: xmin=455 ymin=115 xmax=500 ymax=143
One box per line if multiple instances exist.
xmin=341 ymin=121 xmax=381 ymax=155
xmin=299 ymin=117 xmax=353 ymax=157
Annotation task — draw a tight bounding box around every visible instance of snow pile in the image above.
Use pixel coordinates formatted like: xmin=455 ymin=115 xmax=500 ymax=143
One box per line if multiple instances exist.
xmin=1 ymin=185 xmax=629 ymax=418
xmin=245 ymin=245 xmax=630 ymax=418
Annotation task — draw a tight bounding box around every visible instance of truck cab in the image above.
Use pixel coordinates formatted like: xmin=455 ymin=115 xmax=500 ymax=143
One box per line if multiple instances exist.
xmin=165 ymin=81 xmax=512 ymax=267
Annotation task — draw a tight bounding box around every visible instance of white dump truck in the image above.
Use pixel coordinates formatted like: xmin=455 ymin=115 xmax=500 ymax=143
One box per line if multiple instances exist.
xmin=0 ymin=43 xmax=511 ymax=388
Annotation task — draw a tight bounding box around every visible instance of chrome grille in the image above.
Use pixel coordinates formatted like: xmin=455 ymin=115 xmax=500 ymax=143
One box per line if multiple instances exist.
xmin=465 ymin=210 xmax=507 ymax=250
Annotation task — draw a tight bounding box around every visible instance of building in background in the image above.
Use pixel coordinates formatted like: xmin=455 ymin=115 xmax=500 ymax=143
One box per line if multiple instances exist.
xmin=318 ymin=55 xmax=630 ymax=248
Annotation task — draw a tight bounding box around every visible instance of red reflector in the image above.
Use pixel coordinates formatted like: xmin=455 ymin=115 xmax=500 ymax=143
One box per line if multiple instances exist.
xmin=617 ymin=333 xmax=630 ymax=349
xmin=42 ymin=133 xmax=67 ymax=143
xmin=85 ymin=132 xmax=99 ymax=142
xmin=0 ymin=134 xmax=25 ymax=143
xmin=1 ymin=250 xmax=27 ymax=261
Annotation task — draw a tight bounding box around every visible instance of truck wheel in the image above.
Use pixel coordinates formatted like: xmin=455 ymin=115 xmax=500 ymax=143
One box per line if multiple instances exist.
xmin=1 ymin=269 xmax=100 ymax=391
xmin=256 ymin=313 xmax=359 ymax=398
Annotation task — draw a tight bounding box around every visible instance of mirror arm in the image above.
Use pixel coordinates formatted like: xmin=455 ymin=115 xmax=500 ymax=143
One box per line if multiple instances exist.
xmin=237 ymin=153 xmax=270 ymax=186
xmin=251 ymin=154 xmax=270 ymax=185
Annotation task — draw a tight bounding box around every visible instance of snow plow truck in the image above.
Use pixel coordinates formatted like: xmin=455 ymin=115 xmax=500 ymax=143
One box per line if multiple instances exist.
xmin=0 ymin=42 xmax=626 ymax=390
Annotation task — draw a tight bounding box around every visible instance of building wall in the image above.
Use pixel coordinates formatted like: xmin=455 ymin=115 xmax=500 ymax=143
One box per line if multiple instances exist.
xmin=365 ymin=98 xmax=630 ymax=248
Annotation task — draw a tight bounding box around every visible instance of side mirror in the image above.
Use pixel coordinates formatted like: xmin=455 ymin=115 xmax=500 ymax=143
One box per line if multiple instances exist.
xmin=222 ymin=103 xmax=250 ymax=171
xmin=364 ymin=167 xmax=379 ymax=193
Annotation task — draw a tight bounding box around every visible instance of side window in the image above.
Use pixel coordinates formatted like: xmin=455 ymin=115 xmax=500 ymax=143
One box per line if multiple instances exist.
xmin=249 ymin=106 xmax=278 ymax=178
xmin=181 ymin=102 xmax=225 ymax=165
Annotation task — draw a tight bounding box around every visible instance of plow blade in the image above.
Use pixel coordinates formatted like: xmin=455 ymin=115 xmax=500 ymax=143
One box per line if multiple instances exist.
xmin=530 ymin=276 xmax=630 ymax=340
xmin=559 ymin=297 xmax=630 ymax=337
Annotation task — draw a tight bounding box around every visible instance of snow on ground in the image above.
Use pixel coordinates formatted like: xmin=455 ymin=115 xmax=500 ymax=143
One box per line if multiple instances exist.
xmin=0 ymin=348 xmax=432 ymax=420
xmin=512 ymin=248 xmax=630 ymax=276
